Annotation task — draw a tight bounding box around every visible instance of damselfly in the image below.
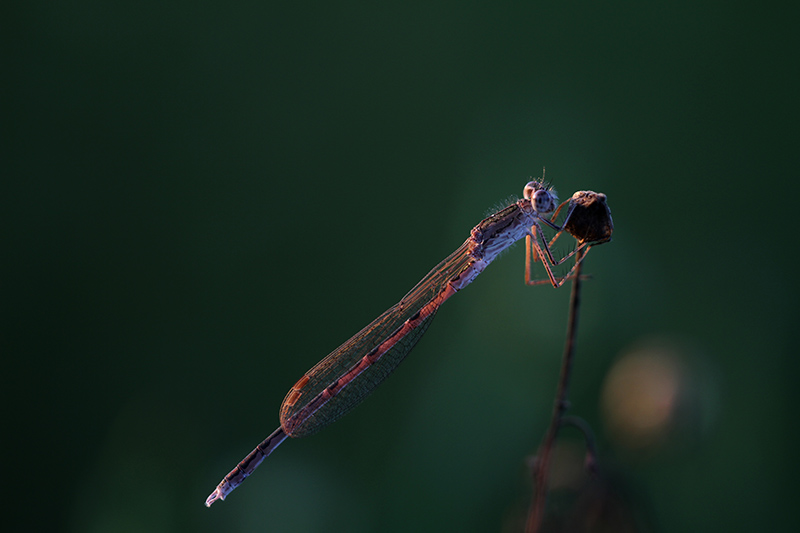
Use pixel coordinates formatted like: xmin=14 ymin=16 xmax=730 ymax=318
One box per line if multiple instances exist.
xmin=205 ymin=179 xmax=612 ymax=506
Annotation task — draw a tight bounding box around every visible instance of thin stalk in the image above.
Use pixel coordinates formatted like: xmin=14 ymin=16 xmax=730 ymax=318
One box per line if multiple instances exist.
xmin=526 ymin=249 xmax=584 ymax=533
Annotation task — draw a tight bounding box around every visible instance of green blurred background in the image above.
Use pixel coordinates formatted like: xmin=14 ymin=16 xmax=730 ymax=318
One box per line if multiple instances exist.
xmin=4 ymin=2 xmax=797 ymax=532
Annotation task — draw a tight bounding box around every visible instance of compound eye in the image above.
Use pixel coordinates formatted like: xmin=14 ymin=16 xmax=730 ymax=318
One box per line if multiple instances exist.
xmin=523 ymin=181 xmax=539 ymax=200
xmin=532 ymin=189 xmax=557 ymax=214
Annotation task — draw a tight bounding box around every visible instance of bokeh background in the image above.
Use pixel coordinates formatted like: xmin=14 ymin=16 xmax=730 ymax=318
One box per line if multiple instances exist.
xmin=4 ymin=2 xmax=796 ymax=532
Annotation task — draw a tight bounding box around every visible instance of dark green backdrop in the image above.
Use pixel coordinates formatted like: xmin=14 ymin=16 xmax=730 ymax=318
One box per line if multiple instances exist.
xmin=4 ymin=2 xmax=796 ymax=532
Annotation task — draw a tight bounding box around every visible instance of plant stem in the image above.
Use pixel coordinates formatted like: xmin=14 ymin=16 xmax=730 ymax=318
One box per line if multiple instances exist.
xmin=526 ymin=249 xmax=584 ymax=533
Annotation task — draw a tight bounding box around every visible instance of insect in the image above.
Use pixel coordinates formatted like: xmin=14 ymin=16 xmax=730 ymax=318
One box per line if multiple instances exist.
xmin=205 ymin=179 xmax=613 ymax=506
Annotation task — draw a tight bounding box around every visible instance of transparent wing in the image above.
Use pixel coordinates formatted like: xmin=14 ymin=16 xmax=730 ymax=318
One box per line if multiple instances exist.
xmin=279 ymin=240 xmax=474 ymax=437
